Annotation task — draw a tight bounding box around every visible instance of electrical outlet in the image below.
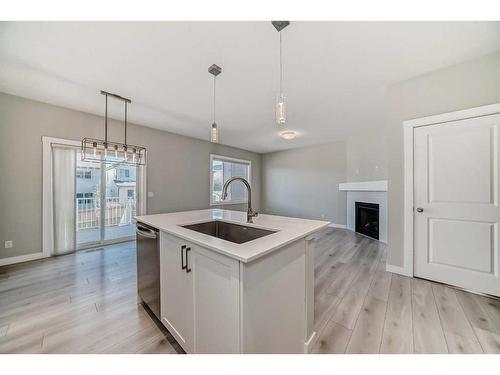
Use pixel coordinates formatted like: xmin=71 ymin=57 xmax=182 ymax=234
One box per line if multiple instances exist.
xmin=321 ymin=214 xmax=325 ymax=219
xmin=4 ymin=240 xmax=13 ymax=249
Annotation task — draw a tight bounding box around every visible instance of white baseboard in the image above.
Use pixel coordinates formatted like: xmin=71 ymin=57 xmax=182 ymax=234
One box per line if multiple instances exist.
xmin=386 ymin=263 xmax=412 ymax=277
xmin=328 ymin=223 xmax=347 ymax=229
xmin=0 ymin=252 xmax=46 ymax=267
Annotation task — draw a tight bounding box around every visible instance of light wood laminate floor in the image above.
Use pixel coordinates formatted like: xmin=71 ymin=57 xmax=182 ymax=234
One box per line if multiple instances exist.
xmin=312 ymin=228 xmax=500 ymax=354
xmin=1 ymin=228 xmax=499 ymax=354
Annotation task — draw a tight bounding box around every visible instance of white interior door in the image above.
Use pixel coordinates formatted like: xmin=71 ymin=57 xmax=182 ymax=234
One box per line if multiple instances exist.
xmin=414 ymin=114 xmax=500 ymax=297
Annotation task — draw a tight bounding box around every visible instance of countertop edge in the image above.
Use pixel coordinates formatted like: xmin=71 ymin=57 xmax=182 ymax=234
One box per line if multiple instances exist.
xmin=135 ymin=213 xmax=330 ymax=263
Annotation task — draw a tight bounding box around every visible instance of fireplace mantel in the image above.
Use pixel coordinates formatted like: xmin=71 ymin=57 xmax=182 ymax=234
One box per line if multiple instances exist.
xmin=339 ymin=180 xmax=387 ymax=192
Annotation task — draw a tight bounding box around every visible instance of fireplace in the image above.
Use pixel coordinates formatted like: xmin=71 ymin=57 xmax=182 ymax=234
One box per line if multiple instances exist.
xmin=355 ymin=201 xmax=379 ymax=240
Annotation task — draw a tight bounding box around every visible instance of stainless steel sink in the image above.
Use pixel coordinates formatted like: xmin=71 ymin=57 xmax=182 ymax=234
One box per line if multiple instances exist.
xmin=181 ymin=220 xmax=277 ymax=244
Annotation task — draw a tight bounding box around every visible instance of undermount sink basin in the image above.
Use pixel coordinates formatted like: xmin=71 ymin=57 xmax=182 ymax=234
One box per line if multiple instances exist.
xmin=181 ymin=220 xmax=277 ymax=244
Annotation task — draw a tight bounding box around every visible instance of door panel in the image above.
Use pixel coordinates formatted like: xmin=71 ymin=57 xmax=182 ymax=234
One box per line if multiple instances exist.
xmin=429 ymin=218 xmax=495 ymax=274
xmin=428 ymin=125 xmax=494 ymax=204
xmin=414 ymin=115 xmax=500 ymax=297
xmin=75 ymin=159 xmax=101 ymax=247
xmin=104 ymin=164 xmax=137 ymax=241
xmin=193 ymin=246 xmax=240 ymax=353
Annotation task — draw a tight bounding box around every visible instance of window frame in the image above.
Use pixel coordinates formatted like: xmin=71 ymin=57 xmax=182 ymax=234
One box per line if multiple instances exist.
xmin=209 ymin=154 xmax=252 ymax=206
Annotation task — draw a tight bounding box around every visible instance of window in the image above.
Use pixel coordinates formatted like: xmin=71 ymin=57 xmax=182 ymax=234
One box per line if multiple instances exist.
xmin=76 ymin=167 xmax=92 ymax=179
xmin=210 ymin=154 xmax=251 ymax=205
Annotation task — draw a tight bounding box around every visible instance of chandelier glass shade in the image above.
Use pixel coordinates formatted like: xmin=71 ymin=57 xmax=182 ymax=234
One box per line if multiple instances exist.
xmin=81 ymin=138 xmax=146 ymax=166
xmin=81 ymin=91 xmax=146 ymax=166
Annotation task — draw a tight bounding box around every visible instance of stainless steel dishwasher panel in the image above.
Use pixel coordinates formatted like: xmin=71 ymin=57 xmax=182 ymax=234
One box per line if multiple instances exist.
xmin=136 ymin=222 xmax=160 ymax=320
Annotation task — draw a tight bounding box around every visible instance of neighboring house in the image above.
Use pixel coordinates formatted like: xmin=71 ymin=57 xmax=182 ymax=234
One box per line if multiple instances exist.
xmin=76 ymin=161 xmax=136 ymax=206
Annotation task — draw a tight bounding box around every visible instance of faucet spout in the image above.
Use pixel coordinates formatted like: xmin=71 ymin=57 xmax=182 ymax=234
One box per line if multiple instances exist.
xmin=221 ymin=177 xmax=258 ymax=223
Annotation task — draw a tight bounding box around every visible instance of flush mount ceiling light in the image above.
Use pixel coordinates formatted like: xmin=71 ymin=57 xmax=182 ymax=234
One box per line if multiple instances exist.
xmin=280 ymin=131 xmax=297 ymax=140
xmin=81 ymin=91 xmax=146 ymax=166
xmin=272 ymin=21 xmax=290 ymax=127
xmin=208 ymin=64 xmax=222 ymax=143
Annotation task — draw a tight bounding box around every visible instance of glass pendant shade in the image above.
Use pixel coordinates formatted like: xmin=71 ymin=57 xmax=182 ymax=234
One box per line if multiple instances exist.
xmin=211 ymin=123 xmax=219 ymax=143
xmin=276 ymin=94 xmax=287 ymax=126
xmin=81 ymin=138 xmax=146 ymax=166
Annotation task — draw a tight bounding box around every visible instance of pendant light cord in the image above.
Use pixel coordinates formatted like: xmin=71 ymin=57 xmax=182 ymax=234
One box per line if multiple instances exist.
xmin=280 ymin=31 xmax=283 ymax=95
xmin=124 ymin=101 xmax=128 ymax=145
xmin=104 ymin=94 xmax=108 ymax=143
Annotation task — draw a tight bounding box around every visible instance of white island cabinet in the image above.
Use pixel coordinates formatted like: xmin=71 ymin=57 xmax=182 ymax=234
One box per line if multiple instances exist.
xmin=136 ymin=209 xmax=329 ymax=354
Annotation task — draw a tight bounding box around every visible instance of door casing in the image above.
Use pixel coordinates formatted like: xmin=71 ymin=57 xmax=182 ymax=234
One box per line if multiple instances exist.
xmin=402 ymin=102 xmax=500 ymax=278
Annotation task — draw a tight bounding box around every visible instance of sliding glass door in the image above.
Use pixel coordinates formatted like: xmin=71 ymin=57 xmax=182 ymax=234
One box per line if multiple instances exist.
xmin=104 ymin=163 xmax=137 ymax=241
xmin=75 ymin=158 xmax=137 ymax=248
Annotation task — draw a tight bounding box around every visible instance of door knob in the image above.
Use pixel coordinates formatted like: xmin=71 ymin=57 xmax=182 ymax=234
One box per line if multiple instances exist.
xmin=416 ymin=207 xmax=424 ymax=213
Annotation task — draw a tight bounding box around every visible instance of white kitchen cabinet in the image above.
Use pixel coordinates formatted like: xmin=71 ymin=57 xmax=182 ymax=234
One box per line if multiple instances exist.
xmin=160 ymin=233 xmax=194 ymax=353
xmin=192 ymin=245 xmax=240 ymax=353
xmin=160 ymin=231 xmax=316 ymax=353
xmin=160 ymin=232 xmax=240 ymax=353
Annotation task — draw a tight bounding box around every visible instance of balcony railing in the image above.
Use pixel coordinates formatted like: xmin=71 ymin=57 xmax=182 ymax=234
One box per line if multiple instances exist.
xmin=76 ymin=197 xmax=136 ymax=231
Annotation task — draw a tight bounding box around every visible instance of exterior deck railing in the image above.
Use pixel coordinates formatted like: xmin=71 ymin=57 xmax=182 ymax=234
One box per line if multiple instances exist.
xmin=76 ymin=197 xmax=136 ymax=231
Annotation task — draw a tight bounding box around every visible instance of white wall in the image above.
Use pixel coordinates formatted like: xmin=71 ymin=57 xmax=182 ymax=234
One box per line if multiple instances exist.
xmin=385 ymin=51 xmax=500 ymax=267
xmin=346 ymin=129 xmax=388 ymax=182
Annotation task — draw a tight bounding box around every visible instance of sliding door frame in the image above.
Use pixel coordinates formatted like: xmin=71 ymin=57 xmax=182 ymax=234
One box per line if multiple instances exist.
xmin=42 ymin=136 xmax=147 ymax=257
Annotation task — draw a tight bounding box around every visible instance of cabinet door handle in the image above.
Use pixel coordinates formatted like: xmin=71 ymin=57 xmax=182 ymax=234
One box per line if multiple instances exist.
xmin=181 ymin=245 xmax=187 ymax=270
xmin=185 ymin=247 xmax=191 ymax=273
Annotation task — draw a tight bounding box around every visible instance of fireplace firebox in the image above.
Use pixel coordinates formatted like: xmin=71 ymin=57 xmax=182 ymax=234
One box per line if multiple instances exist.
xmin=355 ymin=201 xmax=379 ymax=240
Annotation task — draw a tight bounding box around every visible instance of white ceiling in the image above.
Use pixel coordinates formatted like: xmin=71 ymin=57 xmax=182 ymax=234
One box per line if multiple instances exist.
xmin=1 ymin=21 xmax=500 ymax=153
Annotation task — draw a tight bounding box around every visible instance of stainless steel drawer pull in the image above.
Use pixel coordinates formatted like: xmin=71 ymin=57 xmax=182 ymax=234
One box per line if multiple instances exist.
xmin=181 ymin=245 xmax=187 ymax=270
xmin=185 ymin=247 xmax=192 ymax=273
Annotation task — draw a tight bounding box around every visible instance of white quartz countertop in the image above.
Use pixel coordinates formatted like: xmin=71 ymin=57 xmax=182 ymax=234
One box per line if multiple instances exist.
xmin=135 ymin=209 xmax=329 ymax=263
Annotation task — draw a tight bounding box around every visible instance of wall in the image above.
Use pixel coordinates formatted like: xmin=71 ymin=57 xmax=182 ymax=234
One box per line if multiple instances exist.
xmin=385 ymin=51 xmax=500 ymax=268
xmin=345 ymin=129 xmax=388 ymax=182
xmin=0 ymin=93 xmax=261 ymax=259
xmin=261 ymin=141 xmax=347 ymax=225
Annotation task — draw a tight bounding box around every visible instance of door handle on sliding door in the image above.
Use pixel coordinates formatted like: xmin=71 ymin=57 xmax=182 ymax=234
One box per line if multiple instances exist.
xmin=181 ymin=245 xmax=187 ymax=270
xmin=185 ymin=247 xmax=191 ymax=273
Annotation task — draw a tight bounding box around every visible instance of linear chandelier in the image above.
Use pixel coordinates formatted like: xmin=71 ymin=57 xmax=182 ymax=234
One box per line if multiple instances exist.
xmin=81 ymin=91 xmax=146 ymax=166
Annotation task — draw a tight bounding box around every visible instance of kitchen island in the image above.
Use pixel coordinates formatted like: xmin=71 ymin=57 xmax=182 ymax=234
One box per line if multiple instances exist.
xmin=135 ymin=209 xmax=329 ymax=353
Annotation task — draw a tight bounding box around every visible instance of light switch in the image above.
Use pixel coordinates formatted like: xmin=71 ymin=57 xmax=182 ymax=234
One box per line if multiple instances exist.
xmin=147 ymin=192 xmax=154 ymax=198
xmin=5 ymin=240 xmax=13 ymax=249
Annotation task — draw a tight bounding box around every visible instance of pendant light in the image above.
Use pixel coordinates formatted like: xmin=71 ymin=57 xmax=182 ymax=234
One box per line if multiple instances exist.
xmin=208 ymin=64 xmax=222 ymax=143
xmin=81 ymin=91 xmax=146 ymax=166
xmin=272 ymin=21 xmax=290 ymax=126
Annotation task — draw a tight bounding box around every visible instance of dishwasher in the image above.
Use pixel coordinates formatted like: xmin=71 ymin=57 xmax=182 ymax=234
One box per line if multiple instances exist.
xmin=136 ymin=222 xmax=161 ymax=320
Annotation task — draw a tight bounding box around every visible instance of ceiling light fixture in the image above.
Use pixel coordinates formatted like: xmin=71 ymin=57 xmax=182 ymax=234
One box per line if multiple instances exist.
xmin=280 ymin=131 xmax=297 ymax=140
xmin=272 ymin=21 xmax=290 ymax=127
xmin=208 ymin=64 xmax=222 ymax=143
xmin=81 ymin=91 xmax=146 ymax=166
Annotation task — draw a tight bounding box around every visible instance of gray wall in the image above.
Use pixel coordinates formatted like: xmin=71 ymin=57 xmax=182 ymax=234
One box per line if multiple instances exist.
xmin=345 ymin=129 xmax=388 ymax=182
xmin=0 ymin=93 xmax=261 ymax=259
xmin=385 ymin=51 xmax=500 ymax=267
xmin=261 ymin=141 xmax=347 ymax=225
